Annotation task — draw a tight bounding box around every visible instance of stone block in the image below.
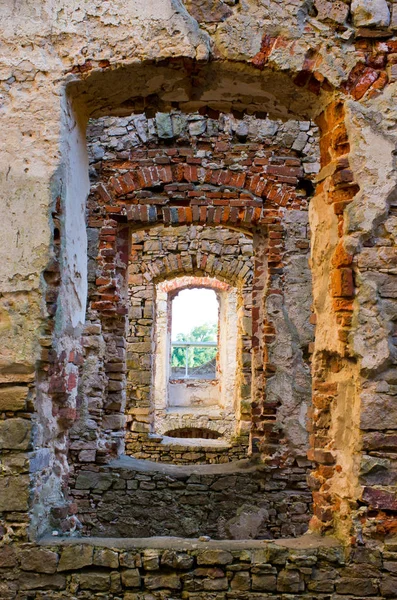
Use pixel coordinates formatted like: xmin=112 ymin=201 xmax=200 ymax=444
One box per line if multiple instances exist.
xmin=161 ymin=550 xmax=194 ymax=570
xmin=143 ymin=549 xmax=160 ymax=570
xmin=352 ymin=546 xmax=382 ymax=568
xmin=335 ymin=577 xmax=379 ymax=595
xmin=121 ymin=568 xmax=142 ymax=588
xmin=155 ymin=113 xmax=174 ymax=139
xmin=0 ymin=386 xmax=28 ymax=411
xmin=102 ymin=414 xmax=125 ymax=430
xmin=380 ymin=574 xmax=397 ymax=596
xmin=362 ymin=486 xmax=397 ymax=510
xmin=361 ymin=392 xmax=397 ymax=430
xmin=0 ymin=545 xmax=17 ymax=567
xmin=189 ymin=119 xmax=206 ymax=136
xmin=145 ymin=572 xmax=181 ymax=590
xmin=19 ymin=547 xmax=59 ymax=573
xmin=277 ymin=569 xmax=304 ymax=593
xmin=0 ymin=475 xmax=29 ymax=511
xmin=252 ymin=574 xmax=277 ymax=591
xmin=110 ymin=571 xmax=122 ymax=593
xmin=392 ymin=2 xmax=397 ymax=29
xmin=351 ymin=0 xmax=390 ymax=27
xmin=19 ymin=573 xmax=66 ymax=590
xmin=197 ymin=549 xmax=233 ymax=565
xmin=184 ymin=0 xmax=233 ymax=23
xmin=0 ymin=418 xmax=32 ymax=450
xmin=79 ymin=571 xmax=110 ymax=591
xmin=58 ymin=545 xmax=93 ymax=571
xmin=93 ymin=547 xmax=119 ymax=568
xmin=120 ymin=551 xmax=141 ymax=568
xmin=75 ymin=471 xmax=113 ymax=491
xmin=230 ymin=570 xmax=251 ymax=591
xmin=203 ymin=577 xmax=228 ymax=590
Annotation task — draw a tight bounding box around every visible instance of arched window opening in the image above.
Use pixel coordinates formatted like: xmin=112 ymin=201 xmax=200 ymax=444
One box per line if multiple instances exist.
xmin=170 ymin=288 xmax=219 ymax=381
xmin=152 ymin=275 xmax=243 ymax=442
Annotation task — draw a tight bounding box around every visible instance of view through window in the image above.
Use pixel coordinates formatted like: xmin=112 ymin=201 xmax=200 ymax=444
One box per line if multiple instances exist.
xmin=170 ymin=288 xmax=219 ymax=380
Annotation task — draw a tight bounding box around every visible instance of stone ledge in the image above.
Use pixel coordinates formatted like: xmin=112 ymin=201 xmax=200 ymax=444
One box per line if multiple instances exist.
xmin=108 ymin=455 xmax=262 ymax=476
xmin=159 ymin=435 xmax=231 ymax=449
xmin=39 ymin=533 xmax=341 ymax=551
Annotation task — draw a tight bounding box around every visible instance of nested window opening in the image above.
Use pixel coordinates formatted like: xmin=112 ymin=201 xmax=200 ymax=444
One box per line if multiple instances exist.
xmin=153 ymin=276 xmax=242 ymax=441
xmin=170 ymin=288 xmax=219 ymax=381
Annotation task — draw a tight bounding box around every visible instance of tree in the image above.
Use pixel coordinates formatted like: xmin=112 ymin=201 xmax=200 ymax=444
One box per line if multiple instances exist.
xmin=171 ymin=322 xmax=217 ymax=372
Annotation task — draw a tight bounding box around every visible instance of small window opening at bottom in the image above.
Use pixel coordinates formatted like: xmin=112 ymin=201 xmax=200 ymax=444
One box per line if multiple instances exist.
xmin=164 ymin=427 xmax=222 ymax=439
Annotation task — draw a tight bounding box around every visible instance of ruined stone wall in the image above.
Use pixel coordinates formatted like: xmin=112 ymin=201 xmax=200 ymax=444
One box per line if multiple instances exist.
xmin=3 ymin=0 xmax=397 ymax=595
xmin=81 ymin=110 xmax=315 ymax=464
xmin=60 ymin=110 xmax=317 ymax=540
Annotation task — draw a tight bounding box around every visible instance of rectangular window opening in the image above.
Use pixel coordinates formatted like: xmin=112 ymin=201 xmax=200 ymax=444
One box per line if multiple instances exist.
xmin=170 ymin=288 xmax=219 ymax=381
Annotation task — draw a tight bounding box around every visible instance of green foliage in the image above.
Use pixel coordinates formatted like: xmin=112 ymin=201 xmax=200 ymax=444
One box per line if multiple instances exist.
xmin=171 ymin=322 xmax=217 ymax=369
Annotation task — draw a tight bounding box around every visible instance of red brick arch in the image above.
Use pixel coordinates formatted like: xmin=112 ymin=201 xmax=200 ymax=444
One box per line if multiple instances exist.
xmin=92 ymin=151 xmax=305 ymax=233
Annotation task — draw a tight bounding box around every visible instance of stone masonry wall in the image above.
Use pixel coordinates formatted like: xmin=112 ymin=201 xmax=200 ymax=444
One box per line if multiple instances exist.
xmin=2 ymin=535 xmax=397 ymax=599
xmin=71 ymin=457 xmax=312 ymax=540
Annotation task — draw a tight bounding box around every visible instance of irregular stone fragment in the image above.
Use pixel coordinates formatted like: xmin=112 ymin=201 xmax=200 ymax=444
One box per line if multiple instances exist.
xmin=360 ymin=455 xmax=397 ymax=485
xmin=225 ymin=505 xmax=269 ymax=539
xmin=29 ymin=448 xmax=52 ymax=473
xmin=184 ymin=0 xmax=233 ymax=23
xmin=155 ymin=113 xmax=174 ymax=139
xmin=314 ymin=0 xmax=349 ymax=24
xmin=143 ymin=549 xmax=160 ymax=570
xmin=351 ymin=0 xmax=390 ymax=27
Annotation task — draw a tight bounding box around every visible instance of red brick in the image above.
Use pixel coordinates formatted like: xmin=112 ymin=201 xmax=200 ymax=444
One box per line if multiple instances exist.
xmin=330 ymin=268 xmax=354 ymax=297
